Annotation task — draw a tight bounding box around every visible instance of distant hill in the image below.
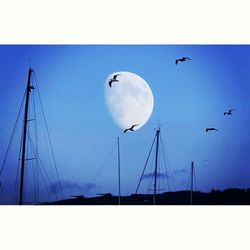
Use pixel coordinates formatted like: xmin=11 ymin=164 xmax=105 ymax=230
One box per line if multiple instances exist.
xmin=42 ymin=188 xmax=250 ymax=205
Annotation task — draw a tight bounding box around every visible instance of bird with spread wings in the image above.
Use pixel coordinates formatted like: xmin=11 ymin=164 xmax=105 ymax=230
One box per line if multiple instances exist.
xmin=124 ymin=124 xmax=139 ymax=134
xmin=175 ymin=57 xmax=191 ymax=65
xmin=108 ymin=74 xmax=120 ymax=87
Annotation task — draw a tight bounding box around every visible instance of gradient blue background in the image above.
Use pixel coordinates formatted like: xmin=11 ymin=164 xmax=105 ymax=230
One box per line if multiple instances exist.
xmin=0 ymin=45 xmax=249 ymax=204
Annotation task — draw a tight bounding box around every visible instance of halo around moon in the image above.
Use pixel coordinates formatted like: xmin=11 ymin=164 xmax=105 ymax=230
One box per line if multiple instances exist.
xmin=104 ymin=71 xmax=154 ymax=131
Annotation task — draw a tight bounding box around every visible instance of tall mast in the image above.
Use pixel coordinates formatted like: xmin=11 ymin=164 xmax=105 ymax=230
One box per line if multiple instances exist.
xmin=19 ymin=68 xmax=34 ymax=205
xmin=117 ymin=137 xmax=121 ymax=205
xmin=190 ymin=161 xmax=194 ymax=205
xmin=153 ymin=128 xmax=160 ymax=205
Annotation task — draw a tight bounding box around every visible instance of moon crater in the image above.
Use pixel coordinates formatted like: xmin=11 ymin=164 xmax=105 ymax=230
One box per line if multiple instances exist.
xmin=105 ymin=71 xmax=154 ymax=131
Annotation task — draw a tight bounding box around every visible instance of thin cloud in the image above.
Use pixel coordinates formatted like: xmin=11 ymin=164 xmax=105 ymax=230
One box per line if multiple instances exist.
xmin=174 ymin=169 xmax=187 ymax=174
xmin=142 ymin=172 xmax=170 ymax=180
xmin=49 ymin=180 xmax=96 ymax=194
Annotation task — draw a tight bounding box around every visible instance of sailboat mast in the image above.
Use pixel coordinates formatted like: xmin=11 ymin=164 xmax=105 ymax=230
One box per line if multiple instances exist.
xmin=153 ymin=128 xmax=160 ymax=205
xmin=190 ymin=161 xmax=194 ymax=205
xmin=117 ymin=137 xmax=121 ymax=205
xmin=19 ymin=68 xmax=34 ymax=205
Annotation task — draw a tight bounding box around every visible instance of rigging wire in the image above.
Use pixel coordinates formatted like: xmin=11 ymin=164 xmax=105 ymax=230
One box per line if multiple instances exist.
xmin=32 ymin=154 xmax=37 ymax=203
xmin=27 ymin=130 xmax=59 ymax=200
xmin=151 ymin=152 xmax=168 ymax=194
xmin=158 ymin=153 xmax=162 ymax=192
xmin=35 ymin=92 xmax=56 ymax=188
xmin=12 ymin=129 xmax=24 ymax=204
xmin=159 ymin=140 xmax=169 ymax=191
xmin=159 ymin=147 xmax=170 ymax=192
xmin=147 ymin=150 xmax=156 ymax=195
xmin=31 ymin=84 xmax=39 ymax=202
xmin=36 ymin=162 xmax=53 ymax=202
xmin=193 ymin=165 xmax=197 ymax=191
xmin=32 ymin=77 xmax=54 ymax=180
xmin=27 ymin=126 xmax=37 ymax=203
xmin=186 ymin=165 xmax=192 ymax=191
xmin=1 ymin=70 xmax=62 ymax=203
xmin=159 ymin=155 xmax=167 ymax=192
xmin=159 ymin=134 xmax=176 ymax=191
xmin=33 ymin=72 xmax=63 ymax=200
xmin=135 ymin=134 xmax=156 ymax=194
xmin=0 ymin=91 xmax=26 ymax=176
xmin=23 ymin=126 xmax=31 ymax=204
xmin=88 ymin=140 xmax=117 ymax=189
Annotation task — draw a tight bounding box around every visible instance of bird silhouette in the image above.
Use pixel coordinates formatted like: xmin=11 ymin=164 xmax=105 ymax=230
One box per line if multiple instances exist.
xmin=124 ymin=124 xmax=139 ymax=133
xmin=224 ymin=109 xmax=236 ymax=115
xmin=206 ymin=128 xmax=219 ymax=132
xmin=175 ymin=57 xmax=191 ymax=65
xmin=108 ymin=74 xmax=120 ymax=87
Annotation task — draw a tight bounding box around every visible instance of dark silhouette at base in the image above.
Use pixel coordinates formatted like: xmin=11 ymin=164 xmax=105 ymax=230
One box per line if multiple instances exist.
xmin=42 ymin=188 xmax=250 ymax=205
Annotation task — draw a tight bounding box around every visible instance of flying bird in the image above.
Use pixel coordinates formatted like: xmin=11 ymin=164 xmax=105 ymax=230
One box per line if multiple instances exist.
xmin=175 ymin=57 xmax=191 ymax=65
xmin=124 ymin=124 xmax=139 ymax=133
xmin=108 ymin=74 xmax=120 ymax=87
xmin=224 ymin=109 xmax=236 ymax=115
xmin=206 ymin=128 xmax=219 ymax=132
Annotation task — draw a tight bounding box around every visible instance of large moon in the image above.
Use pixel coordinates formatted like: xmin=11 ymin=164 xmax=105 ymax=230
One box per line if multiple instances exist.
xmin=104 ymin=71 xmax=154 ymax=131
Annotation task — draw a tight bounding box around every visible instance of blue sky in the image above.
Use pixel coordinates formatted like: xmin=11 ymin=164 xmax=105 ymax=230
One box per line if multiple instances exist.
xmin=0 ymin=45 xmax=250 ymax=204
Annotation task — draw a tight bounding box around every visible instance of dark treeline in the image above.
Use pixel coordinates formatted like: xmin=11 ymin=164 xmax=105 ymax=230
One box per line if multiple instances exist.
xmin=42 ymin=188 xmax=250 ymax=205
